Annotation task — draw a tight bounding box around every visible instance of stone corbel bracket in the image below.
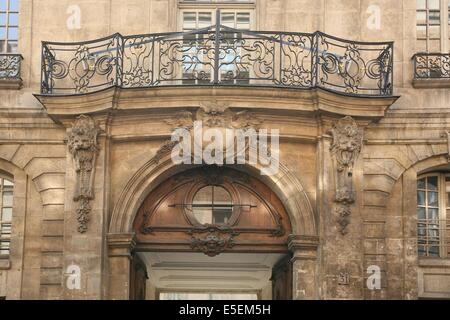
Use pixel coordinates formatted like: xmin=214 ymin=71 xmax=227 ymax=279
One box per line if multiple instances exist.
xmin=68 ymin=115 xmax=100 ymax=233
xmin=328 ymin=116 xmax=363 ymax=235
xmin=440 ymin=131 xmax=450 ymax=161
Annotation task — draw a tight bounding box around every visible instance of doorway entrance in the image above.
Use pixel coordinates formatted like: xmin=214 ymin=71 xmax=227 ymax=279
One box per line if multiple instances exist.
xmin=130 ymin=166 xmax=293 ymax=300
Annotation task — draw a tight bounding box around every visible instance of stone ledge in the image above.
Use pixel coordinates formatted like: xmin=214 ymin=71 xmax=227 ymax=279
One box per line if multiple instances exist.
xmin=419 ymin=257 xmax=450 ymax=267
xmin=0 ymin=256 xmax=11 ymax=270
xmin=34 ymin=86 xmax=399 ymax=124
xmin=0 ymin=78 xmax=22 ymax=90
xmin=412 ymin=78 xmax=450 ymax=89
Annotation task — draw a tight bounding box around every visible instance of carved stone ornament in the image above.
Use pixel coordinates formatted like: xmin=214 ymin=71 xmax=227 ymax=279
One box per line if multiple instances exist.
xmin=441 ymin=131 xmax=450 ymax=161
xmin=328 ymin=116 xmax=363 ymax=235
xmin=162 ymin=100 xmax=262 ymax=131
xmin=197 ymin=100 xmax=263 ymax=129
xmin=188 ymin=225 xmax=238 ymax=257
xmin=152 ymin=140 xmax=179 ymax=164
xmin=164 ymin=110 xmax=194 ymax=130
xmin=68 ymin=115 xmax=100 ymax=233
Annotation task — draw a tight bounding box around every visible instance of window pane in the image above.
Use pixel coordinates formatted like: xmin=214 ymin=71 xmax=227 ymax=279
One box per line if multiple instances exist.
xmin=3 ymin=179 xmax=13 ymax=187
xmin=198 ymin=12 xmax=211 ymax=28
xmin=193 ymin=186 xmax=213 ymax=224
xmin=1 ymin=207 xmax=12 ymax=222
xmin=428 ymin=26 xmax=441 ymax=39
xmin=418 ymin=223 xmax=426 ymax=237
xmin=429 ymin=39 xmax=441 ymax=51
xmin=0 ymin=13 xmax=6 ymax=25
xmin=8 ymin=12 xmax=18 ymax=25
xmin=417 ymin=190 xmax=426 ymax=205
xmin=8 ymin=26 xmax=18 ymax=40
xmin=417 ymin=0 xmax=426 ymax=9
xmin=9 ymin=0 xmax=19 ymax=12
xmin=427 ymin=176 xmax=438 ymax=190
xmin=417 ymin=207 xmax=426 ymax=220
xmin=418 ymin=244 xmax=426 ymax=256
xmin=428 ymin=11 xmax=441 ymax=25
xmin=183 ymin=12 xmax=196 ymax=30
xmin=2 ymin=190 xmax=12 ymax=207
xmin=0 ymin=1 xmax=7 ymax=11
xmin=429 ymin=245 xmax=440 ymax=256
xmin=428 ymin=207 xmax=439 ymax=221
xmin=212 ymin=186 xmax=232 ymax=224
xmin=429 ymin=0 xmax=440 ymax=10
xmin=237 ymin=13 xmax=250 ymax=30
xmin=418 ymin=177 xmax=426 ymax=189
xmin=221 ymin=12 xmax=235 ymax=28
xmin=6 ymin=39 xmax=16 ymax=52
xmin=416 ymin=25 xmax=427 ymax=39
xmin=417 ymin=11 xmax=427 ymax=25
xmin=428 ymin=191 xmax=438 ymax=207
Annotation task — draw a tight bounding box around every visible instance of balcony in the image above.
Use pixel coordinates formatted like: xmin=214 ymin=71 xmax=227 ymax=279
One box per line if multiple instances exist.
xmin=40 ymin=24 xmax=394 ymax=97
xmin=412 ymin=53 xmax=450 ymax=88
xmin=0 ymin=53 xmax=23 ymax=89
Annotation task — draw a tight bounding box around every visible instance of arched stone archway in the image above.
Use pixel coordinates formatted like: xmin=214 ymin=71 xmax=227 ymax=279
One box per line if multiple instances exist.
xmin=107 ymin=147 xmax=319 ymax=300
xmin=109 ymin=152 xmax=317 ymax=237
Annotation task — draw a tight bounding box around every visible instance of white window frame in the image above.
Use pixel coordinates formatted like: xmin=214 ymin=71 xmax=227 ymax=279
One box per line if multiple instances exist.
xmin=417 ymin=173 xmax=449 ymax=258
xmin=0 ymin=0 xmax=20 ymax=53
xmin=178 ymin=1 xmax=256 ymax=31
xmin=177 ymin=2 xmax=256 ymax=84
xmin=416 ymin=0 xmax=450 ymax=52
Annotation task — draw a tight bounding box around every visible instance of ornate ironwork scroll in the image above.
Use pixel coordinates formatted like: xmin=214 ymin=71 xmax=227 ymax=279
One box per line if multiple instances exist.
xmin=0 ymin=54 xmax=22 ymax=79
xmin=68 ymin=115 xmax=100 ymax=233
xmin=329 ymin=116 xmax=363 ymax=235
xmin=41 ymin=24 xmax=393 ymax=96
xmin=413 ymin=53 xmax=450 ymax=79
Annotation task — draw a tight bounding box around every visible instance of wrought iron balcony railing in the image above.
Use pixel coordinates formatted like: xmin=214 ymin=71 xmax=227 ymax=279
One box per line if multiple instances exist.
xmin=40 ymin=24 xmax=394 ymax=96
xmin=418 ymin=219 xmax=450 ymax=258
xmin=413 ymin=53 xmax=450 ymax=79
xmin=0 ymin=54 xmax=22 ymax=80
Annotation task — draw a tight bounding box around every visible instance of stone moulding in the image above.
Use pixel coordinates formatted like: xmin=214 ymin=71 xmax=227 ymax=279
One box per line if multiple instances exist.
xmin=329 ymin=116 xmax=363 ymax=235
xmin=68 ymin=115 xmax=100 ymax=233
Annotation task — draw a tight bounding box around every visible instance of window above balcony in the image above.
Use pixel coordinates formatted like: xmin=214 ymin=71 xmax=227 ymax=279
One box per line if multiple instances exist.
xmin=0 ymin=0 xmax=22 ymax=90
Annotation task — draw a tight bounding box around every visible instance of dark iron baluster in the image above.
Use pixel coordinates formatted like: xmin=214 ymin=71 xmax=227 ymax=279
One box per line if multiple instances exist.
xmin=213 ymin=9 xmax=221 ymax=84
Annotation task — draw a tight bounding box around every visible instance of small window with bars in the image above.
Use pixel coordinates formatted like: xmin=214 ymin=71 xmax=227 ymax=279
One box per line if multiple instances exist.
xmin=0 ymin=176 xmax=13 ymax=256
xmin=0 ymin=0 xmax=19 ymax=53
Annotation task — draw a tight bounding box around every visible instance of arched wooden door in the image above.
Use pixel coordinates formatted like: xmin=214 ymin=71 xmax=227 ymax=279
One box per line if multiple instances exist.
xmin=131 ymin=166 xmax=293 ymax=299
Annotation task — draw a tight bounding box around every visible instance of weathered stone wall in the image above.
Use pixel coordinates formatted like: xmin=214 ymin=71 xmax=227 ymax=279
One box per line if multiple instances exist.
xmin=0 ymin=0 xmax=449 ymax=300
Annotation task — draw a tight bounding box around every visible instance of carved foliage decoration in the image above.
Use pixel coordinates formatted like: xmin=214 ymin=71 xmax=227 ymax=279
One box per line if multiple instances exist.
xmin=197 ymin=100 xmax=263 ymax=129
xmin=68 ymin=115 xmax=100 ymax=233
xmin=329 ymin=116 xmax=363 ymax=235
xmin=188 ymin=225 xmax=239 ymax=257
xmin=151 ymin=100 xmax=263 ymax=164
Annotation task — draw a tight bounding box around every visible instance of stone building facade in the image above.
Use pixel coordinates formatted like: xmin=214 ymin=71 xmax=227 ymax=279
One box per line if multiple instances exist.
xmin=0 ymin=0 xmax=449 ymax=300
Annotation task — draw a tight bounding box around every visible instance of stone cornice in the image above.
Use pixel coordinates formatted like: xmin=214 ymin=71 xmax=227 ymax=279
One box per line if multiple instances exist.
xmin=34 ymin=86 xmax=399 ymax=124
xmin=288 ymin=235 xmax=319 ymax=252
xmin=107 ymin=233 xmax=136 ymax=258
xmin=412 ymin=78 xmax=450 ymax=89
